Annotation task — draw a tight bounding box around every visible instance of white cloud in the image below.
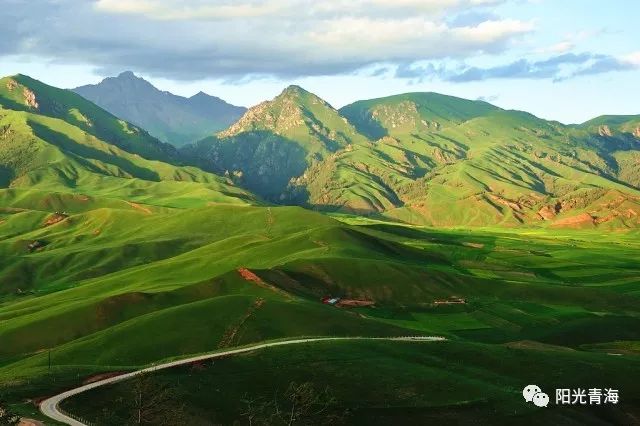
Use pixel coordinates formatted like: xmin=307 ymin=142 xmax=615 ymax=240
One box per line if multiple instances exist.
xmin=94 ymin=0 xmax=289 ymax=19
xmin=453 ymin=19 xmax=534 ymax=44
xmin=621 ymin=51 xmax=640 ymax=66
xmin=0 ymin=0 xmax=532 ymax=80
xmin=536 ymin=41 xmax=575 ymax=54
xmin=94 ymin=0 xmax=508 ymax=20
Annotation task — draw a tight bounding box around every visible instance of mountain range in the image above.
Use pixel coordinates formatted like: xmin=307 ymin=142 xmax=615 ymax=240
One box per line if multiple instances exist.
xmin=185 ymin=86 xmax=640 ymax=229
xmin=1 ymin=73 xmax=640 ymax=425
xmin=74 ymin=71 xmax=246 ymax=146
xmin=2 ymin=73 xmax=640 ymax=229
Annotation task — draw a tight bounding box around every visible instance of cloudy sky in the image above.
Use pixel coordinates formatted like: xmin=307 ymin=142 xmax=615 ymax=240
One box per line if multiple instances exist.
xmin=1 ymin=0 xmax=638 ymax=123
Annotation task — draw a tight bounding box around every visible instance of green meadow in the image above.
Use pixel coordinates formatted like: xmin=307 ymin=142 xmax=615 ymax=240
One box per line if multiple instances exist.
xmin=1 ymin=201 xmax=639 ymax=424
xmin=0 ymin=75 xmax=639 ymax=424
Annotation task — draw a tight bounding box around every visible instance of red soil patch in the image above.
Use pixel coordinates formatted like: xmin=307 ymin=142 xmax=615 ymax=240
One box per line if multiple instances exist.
xmin=43 ymin=213 xmax=68 ymax=227
xmin=552 ymin=212 xmax=594 ymax=227
xmin=336 ymin=299 xmax=375 ymax=308
xmin=237 ymin=268 xmax=291 ymax=298
xmin=238 ymin=268 xmax=264 ymax=285
xmin=537 ymin=205 xmax=557 ymax=221
xmin=126 ymin=201 xmax=152 ymax=214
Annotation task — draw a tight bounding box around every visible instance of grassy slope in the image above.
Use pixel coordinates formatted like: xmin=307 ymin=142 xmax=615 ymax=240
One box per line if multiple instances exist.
xmin=312 ymin=95 xmax=640 ymax=227
xmin=0 ymin=80 xmax=638 ymax=424
xmin=1 ymin=211 xmax=638 ymax=424
xmin=185 ymin=89 xmax=640 ymax=228
xmin=1 ymin=75 xmax=177 ymax=162
xmin=0 ymin=102 xmax=256 ymax=210
xmin=62 ymin=340 xmax=640 ymax=425
xmin=183 ymin=86 xmax=370 ymax=200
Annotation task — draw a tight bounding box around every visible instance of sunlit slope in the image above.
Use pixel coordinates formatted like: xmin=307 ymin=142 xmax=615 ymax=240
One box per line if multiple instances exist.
xmin=310 ymin=95 xmax=640 ymax=227
xmin=340 ymin=92 xmax=501 ymax=139
xmin=1 ymin=74 xmax=177 ymax=162
xmin=0 ymin=103 xmax=256 ymax=209
xmin=186 ymin=89 xmax=640 ymax=227
xmin=1 ymin=213 xmax=639 ymax=411
xmin=0 ymin=205 xmax=427 ymax=381
xmin=377 ymin=109 xmax=640 ymax=227
xmin=183 ymin=85 xmax=370 ymax=200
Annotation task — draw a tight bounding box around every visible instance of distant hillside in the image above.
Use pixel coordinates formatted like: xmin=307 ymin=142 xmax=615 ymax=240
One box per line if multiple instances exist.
xmin=187 ymin=88 xmax=640 ymax=228
xmin=0 ymin=74 xmax=256 ymax=208
xmin=74 ymin=71 xmax=246 ymax=146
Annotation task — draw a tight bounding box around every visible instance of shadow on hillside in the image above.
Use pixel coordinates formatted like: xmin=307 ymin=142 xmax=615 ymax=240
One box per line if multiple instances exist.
xmin=340 ymin=107 xmax=389 ymax=140
xmin=0 ymin=165 xmax=13 ymax=188
xmin=28 ymin=120 xmax=161 ymax=182
xmin=184 ymin=131 xmax=309 ymax=201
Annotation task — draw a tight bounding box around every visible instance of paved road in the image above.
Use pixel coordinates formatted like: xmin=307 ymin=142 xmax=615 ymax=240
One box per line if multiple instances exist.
xmin=40 ymin=336 xmax=445 ymax=425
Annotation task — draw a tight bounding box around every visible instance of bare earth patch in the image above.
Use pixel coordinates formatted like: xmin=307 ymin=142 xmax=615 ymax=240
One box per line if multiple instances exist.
xmin=126 ymin=201 xmax=152 ymax=214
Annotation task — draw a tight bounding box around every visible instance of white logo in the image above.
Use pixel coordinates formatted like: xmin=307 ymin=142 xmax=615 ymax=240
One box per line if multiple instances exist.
xmin=523 ymin=385 xmax=549 ymax=407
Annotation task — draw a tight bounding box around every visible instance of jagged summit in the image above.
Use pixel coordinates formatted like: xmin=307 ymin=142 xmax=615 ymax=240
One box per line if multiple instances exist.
xmin=277 ymin=84 xmax=330 ymax=106
xmin=218 ymin=85 xmax=358 ymax=143
xmin=74 ymin=73 xmax=246 ymax=146
xmin=190 ymin=91 xmax=209 ymax=98
xmin=280 ymin=84 xmax=309 ymax=96
xmin=117 ymin=70 xmax=137 ymax=79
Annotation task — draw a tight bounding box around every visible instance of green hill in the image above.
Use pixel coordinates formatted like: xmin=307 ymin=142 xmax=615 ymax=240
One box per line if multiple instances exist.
xmin=0 ymin=75 xmax=256 ymax=210
xmin=340 ymin=92 xmax=501 ymax=139
xmin=182 ymin=85 xmax=370 ymax=200
xmin=187 ymin=88 xmax=640 ymax=228
xmin=74 ymin=71 xmax=246 ymax=147
xmin=0 ymin=77 xmax=639 ymax=425
xmin=2 ymin=207 xmax=639 ymax=424
xmin=1 ymin=74 xmax=178 ymax=162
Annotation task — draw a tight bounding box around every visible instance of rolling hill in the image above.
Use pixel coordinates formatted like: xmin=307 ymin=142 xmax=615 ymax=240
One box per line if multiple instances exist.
xmin=186 ymin=89 xmax=640 ymax=228
xmin=1 ymin=74 xmax=178 ymax=162
xmin=0 ymin=75 xmax=639 ymax=425
xmin=0 ymin=74 xmax=255 ymax=209
xmin=74 ymin=71 xmax=246 ymax=147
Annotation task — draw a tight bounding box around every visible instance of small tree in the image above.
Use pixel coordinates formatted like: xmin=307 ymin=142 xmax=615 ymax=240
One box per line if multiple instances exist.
xmin=0 ymin=403 xmax=20 ymax=426
xmin=127 ymin=374 xmax=187 ymax=425
xmin=240 ymin=381 xmax=345 ymax=426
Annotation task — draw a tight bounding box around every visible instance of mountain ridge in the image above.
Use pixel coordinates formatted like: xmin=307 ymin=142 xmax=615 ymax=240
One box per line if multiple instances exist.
xmin=74 ymin=71 xmax=246 ymax=146
xmin=188 ymin=86 xmax=640 ymax=228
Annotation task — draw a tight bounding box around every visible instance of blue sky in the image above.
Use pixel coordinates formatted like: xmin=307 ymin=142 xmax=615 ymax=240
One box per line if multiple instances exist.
xmin=1 ymin=0 xmax=638 ymax=123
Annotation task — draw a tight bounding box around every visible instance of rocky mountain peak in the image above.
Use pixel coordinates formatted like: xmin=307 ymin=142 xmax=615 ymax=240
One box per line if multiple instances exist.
xmin=117 ymin=70 xmax=138 ymax=80
xmin=219 ymin=86 xmax=334 ymax=137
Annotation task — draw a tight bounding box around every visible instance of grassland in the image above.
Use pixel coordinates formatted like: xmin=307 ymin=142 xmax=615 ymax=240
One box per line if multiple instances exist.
xmin=61 ymin=339 xmax=640 ymax=425
xmin=0 ymin=75 xmax=638 ymax=425
xmin=1 ymin=206 xmax=638 ymax=424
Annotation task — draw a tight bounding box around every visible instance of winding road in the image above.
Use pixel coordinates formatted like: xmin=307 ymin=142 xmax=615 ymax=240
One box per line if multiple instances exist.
xmin=40 ymin=336 xmax=445 ymax=425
